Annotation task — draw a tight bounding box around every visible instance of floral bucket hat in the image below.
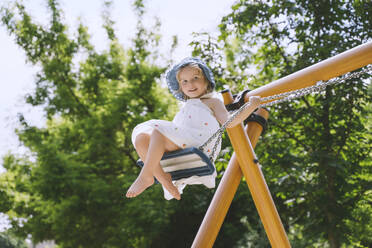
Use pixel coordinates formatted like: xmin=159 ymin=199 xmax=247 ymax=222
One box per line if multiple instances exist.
xmin=166 ymin=57 xmax=215 ymax=101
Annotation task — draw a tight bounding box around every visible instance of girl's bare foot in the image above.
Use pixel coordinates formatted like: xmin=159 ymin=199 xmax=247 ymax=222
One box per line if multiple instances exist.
xmin=155 ymin=171 xmax=181 ymax=200
xmin=126 ymin=174 xmax=154 ymax=198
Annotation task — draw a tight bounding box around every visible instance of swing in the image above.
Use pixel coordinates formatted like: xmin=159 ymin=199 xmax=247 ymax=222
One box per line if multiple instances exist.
xmin=137 ymin=65 xmax=371 ymax=181
xmin=136 ymin=147 xmax=215 ymax=181
xmin=135 ymin=92 xmax=264 ymax=181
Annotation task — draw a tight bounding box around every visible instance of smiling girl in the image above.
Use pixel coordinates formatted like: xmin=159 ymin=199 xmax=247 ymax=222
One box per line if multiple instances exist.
xmin=126 ymin=57 xmax=260 ymax=200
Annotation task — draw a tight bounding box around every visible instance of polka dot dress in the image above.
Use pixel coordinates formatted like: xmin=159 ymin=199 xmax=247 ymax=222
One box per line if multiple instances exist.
xmin=131 ymin=98 xmax=221 ymax=160
xmin=131 ymin=98 xmax=222 ymax=200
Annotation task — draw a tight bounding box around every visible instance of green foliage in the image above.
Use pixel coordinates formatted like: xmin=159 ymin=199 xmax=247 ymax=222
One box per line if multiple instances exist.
xmin=0 ymin=0 xmax=186 ymax=247
xmin=0 ymin=230 xmax=28 ymax=248
xmin=1 ymin=0 xmax=269 ymax=246
xmin=192 ymin=0 xmax=372 ymax=247
xmin=2 ymin=0 xmax=371 ymax=247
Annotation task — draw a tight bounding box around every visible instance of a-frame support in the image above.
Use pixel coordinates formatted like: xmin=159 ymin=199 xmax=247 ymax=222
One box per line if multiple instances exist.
xmin=192 ymin=41 xmax=372 ymax=248
xmin=192 ymin=92 xmax=290 ymax=247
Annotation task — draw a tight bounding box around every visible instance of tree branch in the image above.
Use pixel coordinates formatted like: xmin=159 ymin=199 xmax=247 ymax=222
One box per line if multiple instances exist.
xmin=302 ymin=98 xmax=320 ymax=121
xmin=271 ymin=118 xmax=314 ymax=153
xmin=266 ymin=19 xmax=291 ymax=70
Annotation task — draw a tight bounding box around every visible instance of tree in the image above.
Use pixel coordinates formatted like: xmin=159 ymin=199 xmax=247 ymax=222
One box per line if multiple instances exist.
xmin=0 ymin=230 xmax=28 ymax=248
xmin=0 ymin=0 xmax=259 ymax=247
xmin=191 ymin=0 xmax=371 ymax=247
xmin=0 ymin=0 xmax=182 ymax=247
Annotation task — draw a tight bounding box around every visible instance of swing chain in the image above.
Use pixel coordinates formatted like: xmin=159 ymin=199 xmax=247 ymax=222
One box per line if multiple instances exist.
xmin=200 ymin=64 xmax=372 ymax=161
xmin=200 ymin=95 xmax=255 ymax=161
xmin=260 ymin=64 xmax=372 ymax=107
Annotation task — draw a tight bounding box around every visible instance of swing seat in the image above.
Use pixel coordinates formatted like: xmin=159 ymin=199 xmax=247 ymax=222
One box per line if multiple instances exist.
xmin=136 ymin=147 xmax=215 ymax=181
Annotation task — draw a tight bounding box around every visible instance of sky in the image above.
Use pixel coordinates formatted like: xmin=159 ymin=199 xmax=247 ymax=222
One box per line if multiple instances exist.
xmin=0 ymin=0 xmax=236 ymax=173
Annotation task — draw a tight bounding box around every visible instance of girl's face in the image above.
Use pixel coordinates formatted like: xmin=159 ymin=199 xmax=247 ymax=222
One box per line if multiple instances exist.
xmin=178 ymin=66 xmax=208 ymax=99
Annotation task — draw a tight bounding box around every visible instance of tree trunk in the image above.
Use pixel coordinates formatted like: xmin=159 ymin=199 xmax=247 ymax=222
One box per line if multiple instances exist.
xmin=322 ymin=88 xmax=341 ymax=248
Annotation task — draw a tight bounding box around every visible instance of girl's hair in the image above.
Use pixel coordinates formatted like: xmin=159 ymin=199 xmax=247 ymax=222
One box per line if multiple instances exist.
xmin=176 ymin=63 xmax=213 ymax=100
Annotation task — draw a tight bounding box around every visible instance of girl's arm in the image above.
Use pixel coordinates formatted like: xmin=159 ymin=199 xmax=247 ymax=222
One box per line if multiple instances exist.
xmin=226 ymin=96 xmax=261 ymax=128
xmin=206 ymin=96 xmax=261 ymax=128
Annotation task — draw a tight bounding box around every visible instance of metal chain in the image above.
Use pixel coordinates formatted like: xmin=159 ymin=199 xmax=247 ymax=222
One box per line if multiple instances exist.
xmin=200 ymin=91 xmax=264 ymax=160
xmin=261 ymin=64 xmax=372 ymax=107
xmin=200 ymin=103 xmax=243 ymax=161
xmin=200 ymin=64 xmax=372 ymax=161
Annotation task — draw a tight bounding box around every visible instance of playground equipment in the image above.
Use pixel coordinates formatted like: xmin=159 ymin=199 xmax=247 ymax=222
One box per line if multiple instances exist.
xmin=191 ymin=41 xmax=372 ymax=248
xmin=137 ymin=64 xmax=369 ymax=182
xmin=137 ymin=147 xmax=215 ymax=181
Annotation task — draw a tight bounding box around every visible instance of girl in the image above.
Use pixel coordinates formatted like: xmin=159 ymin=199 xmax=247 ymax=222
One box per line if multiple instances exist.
xmin=126 ymin=57 xmax=261 ymax=200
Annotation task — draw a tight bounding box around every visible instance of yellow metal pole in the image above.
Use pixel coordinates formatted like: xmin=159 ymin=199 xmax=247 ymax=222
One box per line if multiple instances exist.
xmin=193 ymin=42 xmax=371 ymax=248
xmin=192 ymin=90 xmax=275 ymax=248
xmin=226 ymin=91 xmax=291 ymax=248
xmin=246 ymin=41 xmax=372 ymax=101
xmin=191 ymin=153 xmax=242 ymax=248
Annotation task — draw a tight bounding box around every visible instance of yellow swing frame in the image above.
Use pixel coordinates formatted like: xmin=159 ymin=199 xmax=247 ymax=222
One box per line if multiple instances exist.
xmin=191 ymin=41 xmax=372 ymax=248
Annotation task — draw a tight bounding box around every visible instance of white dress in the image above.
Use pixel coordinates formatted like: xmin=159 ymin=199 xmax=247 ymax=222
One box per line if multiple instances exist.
xmin=131 ymin=97 xmax=221 ymax=200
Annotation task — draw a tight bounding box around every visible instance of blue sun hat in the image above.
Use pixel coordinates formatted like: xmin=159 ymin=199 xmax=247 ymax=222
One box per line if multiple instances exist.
xmin=166 ymin=57 xmax=215 ymax=101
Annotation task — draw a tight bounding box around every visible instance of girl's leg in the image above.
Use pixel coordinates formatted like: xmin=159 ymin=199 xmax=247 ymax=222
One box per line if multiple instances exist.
xmin=126 ymin=130 xmax=181 ymax=199
xmin=150 ymin=131 xmax=181 ymax=200
xmin=126 ymin=134 xmax=155 ymax=198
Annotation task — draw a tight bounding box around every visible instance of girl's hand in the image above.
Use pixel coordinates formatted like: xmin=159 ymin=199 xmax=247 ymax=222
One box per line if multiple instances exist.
xmin=248 ymin=96 xmax=261 ymax=107
xmin=226 ymin=96 xmax=262 ymax=128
